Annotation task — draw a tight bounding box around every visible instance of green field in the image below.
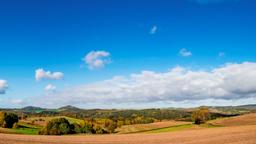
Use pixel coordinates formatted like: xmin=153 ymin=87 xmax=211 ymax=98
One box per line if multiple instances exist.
xmin=0 ymin=116 xmax=84 ymax=135
xmin=12 ymin=128 xmax=39 ymax=135
xmin=26 ymin=116 xmax=85 ymax=126
xmin=144 ymin=124 xmax=193 ymax=133
xmin=140 ymin=123 xmax=220 ymax=133
xmin=0 ymin=127 xmax=39 ymax=135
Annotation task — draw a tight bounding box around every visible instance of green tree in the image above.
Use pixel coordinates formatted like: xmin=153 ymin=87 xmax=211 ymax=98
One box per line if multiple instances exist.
xmin=71 ymin=123 xmax=82 ymax=133
xmin=0 ymin=111 xmax=19 ymax=128
xmin=80 ymin=123 xmax=94 ymax=134
xmin=39 ymin=118 xmax=72 ymax=135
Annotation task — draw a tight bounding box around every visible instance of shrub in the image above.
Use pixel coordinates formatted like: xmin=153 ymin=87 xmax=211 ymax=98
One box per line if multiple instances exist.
xmin=70 ymin=123 xmax=81 ymax=133
xmin=94 ymin=125 xmax=108 ymax=134
xmin=39 ymin=118 xmax=72 ymax=135
xmin=80 ymin=123 xmax=94 ymax=134
xmin=104 ymin=120 xmax=117 ymax=133
xmin=59 ymin=122 xmax=70 ymax=134
xmin=0 ymin=111 xmax=19 ymax=128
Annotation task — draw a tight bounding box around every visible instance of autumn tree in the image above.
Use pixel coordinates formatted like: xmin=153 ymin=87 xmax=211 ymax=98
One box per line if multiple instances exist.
xmin=192 ymin=107 xmax=210 ymax=124
xmin=39 ymin=118 xmax=72 ymax=135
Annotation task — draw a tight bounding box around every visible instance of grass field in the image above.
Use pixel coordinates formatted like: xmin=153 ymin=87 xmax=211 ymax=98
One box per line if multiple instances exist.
xmin=0 ymin=121 xmax=42 ymax=135
xmin=0 ymin=116 xmax=84 ymax=135
xmin=116 ymin=120 xmax=191 ymax=134
xmin=138 ymin=123 xmax=220 ymax=133
xmin=0 ymin=127 xmax=39 ymax=135
xmin=144 ymin=124 xmax=194 ymax=133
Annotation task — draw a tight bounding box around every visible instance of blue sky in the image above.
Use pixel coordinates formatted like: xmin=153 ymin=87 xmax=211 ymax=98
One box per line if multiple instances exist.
xmin=0 ymin=0 xmax=256 ymax=108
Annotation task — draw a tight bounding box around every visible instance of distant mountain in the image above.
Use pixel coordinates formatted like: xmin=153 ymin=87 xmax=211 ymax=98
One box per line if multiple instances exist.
xmin=1 ymin=104 xmax=255 ymax=115
xmin=237 ymin=104 xmax=256 ymax=110
xmin=58 ymin=105 xmax=81 ymax=111
xmin=21 ymin=106 xmax=46 ymax=112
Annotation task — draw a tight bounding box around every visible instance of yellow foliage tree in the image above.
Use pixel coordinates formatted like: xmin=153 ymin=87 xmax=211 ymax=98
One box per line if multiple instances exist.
xmin=192 ymin=107 xmax=210 ymax=124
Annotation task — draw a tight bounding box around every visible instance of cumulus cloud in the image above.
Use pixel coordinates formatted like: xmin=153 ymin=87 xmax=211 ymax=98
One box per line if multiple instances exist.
xmin=83 ymin=50 xmax=111 ymax=70
xmin=0 ymin=80 xmax=8 ymax=94
xmin=150 ymin=25 xmax=157 ymax=34
xmin=37 ymin=62 xmax=256 ymax=107
xmin=45 ymin=84 xmax=56 ymax=92
xmin=179 ymin=48 xmax=192 ymax=57
xmin=35 ymin=69 xmax=64 ymax=81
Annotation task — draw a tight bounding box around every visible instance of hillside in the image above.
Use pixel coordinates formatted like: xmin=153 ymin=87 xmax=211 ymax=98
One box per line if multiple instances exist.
xmin=21 ymin=106 xmax=46 ymax=113
xmin=1 ymin=104 xmax=255 ymax=122
xmin=58 ymin=105 xmax=81 ymax=112
xmin=209 ymin=113 xmax=256 ymax=126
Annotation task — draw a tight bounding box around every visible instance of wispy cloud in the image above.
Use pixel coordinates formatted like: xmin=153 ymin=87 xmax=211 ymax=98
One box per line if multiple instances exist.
xmin=150 ymin=25 xmax=157 ymax=34
xmin=0 ymin=80 xmax=8 ymax=94
xmin=83 ymin=50 xmax=111 ymax=70
xmin=179 ymin=48 xmax=192 ymax=57
xmin=36 ymin=62 xmax=256 ymax=108
xmin=45 ymin=84 xmax=56 ymax=92
xmin=10 ymin=99 xmax=23 ymax=105
xmin=35 ymin=69 xmax=64 ymax=81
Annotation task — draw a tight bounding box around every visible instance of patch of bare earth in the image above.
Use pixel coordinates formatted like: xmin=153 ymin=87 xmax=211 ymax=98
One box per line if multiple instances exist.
xmin=0 ymin=125 xmax=255 ymax=144
xmin=210 ymin=113 xmax=256 ymax=126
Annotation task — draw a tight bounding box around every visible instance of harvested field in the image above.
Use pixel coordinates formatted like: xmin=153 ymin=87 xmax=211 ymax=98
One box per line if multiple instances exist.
xmin=209 ymin=113 xmax=256 ymax=126
xmin=0 ymin=125 xmax=255 ymax=144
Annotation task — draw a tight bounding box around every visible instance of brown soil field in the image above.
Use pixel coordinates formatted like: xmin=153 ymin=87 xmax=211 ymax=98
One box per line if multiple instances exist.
xmin=116 ymin=120 xmax=191 ymax=133
xmin=0 ymin=125 xmax=255 ymax=144
xmin=209 ymin=113 xmax=256 ymax=126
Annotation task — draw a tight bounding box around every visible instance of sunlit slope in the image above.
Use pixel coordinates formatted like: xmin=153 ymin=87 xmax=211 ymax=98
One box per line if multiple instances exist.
xmin=209 ymin=113 xmax=256 ymax=126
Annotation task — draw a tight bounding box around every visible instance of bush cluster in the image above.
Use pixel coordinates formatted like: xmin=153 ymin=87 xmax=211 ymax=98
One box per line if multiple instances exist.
xmin=0 ymin=111 xmax=19 ymax=128
xmin=39 ymin=118 xmax=72 ymax=135
xmin=39 ymin=117 xmax=118 ymax=135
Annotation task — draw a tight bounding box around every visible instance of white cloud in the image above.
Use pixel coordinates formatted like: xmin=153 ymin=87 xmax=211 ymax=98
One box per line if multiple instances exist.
xmin=150 ymin=25 xmax=157 ymax=34
xmin=219 ymin=52 xmax=225 ymax=57
xmin=10 ymin=99 xmax=23 ymax=105
xmin=45 ymin=84 xmax=56 ymax=92
xmin=83 ymin=50 xmax=111 ymax=70
xmin=179 ymin=48 xmax=192 ymax=57
xmin=0 ymin=80 xmax=8 ymax=94
xmin=35 ymin=69 xmax=64 ymax=81
xmin=37 ymin=62 xmax=256 ymax=108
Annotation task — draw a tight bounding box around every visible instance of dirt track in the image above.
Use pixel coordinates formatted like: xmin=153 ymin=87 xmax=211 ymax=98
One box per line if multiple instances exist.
xmin=0 ymin=125 xmax=256 ymax=144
